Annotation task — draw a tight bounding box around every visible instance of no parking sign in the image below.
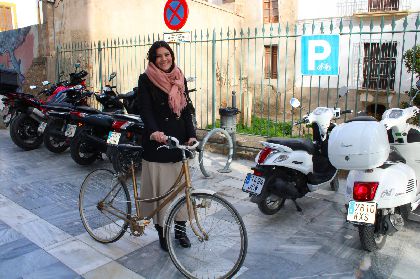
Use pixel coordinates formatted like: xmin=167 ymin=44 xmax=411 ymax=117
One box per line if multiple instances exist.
xmin=164 ymin=0 xmax=189 ymax=31
xmin=301 ymin=35 xmax=340 ymax=76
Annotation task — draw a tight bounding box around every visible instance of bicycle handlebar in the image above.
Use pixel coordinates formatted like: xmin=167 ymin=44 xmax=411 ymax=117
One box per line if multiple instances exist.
xmin=157 ymin=136 xmax=199 ymax=151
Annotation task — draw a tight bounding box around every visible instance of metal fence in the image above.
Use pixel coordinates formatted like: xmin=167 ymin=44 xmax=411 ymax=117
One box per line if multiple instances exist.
xmin=56 ymin=13 xmax=420 ymax=137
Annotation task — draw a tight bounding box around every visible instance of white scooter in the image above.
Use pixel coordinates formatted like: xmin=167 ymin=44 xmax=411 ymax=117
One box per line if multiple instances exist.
xmin=242 ymin=87 xmax=352 ymax=215
xmin=328 ymin=81 xmax=420 ymax=251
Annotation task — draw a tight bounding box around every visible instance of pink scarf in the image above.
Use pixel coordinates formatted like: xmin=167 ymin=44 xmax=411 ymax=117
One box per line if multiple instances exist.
xmin=145 ymin=62 xmax=187 ymax=117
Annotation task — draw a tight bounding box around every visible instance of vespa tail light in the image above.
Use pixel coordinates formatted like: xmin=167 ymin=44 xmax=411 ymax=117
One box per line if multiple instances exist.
xmin=257 ymin=147 xmax=273 ymax=164
xmin=353 ymin=182 xmax=379 ymax=201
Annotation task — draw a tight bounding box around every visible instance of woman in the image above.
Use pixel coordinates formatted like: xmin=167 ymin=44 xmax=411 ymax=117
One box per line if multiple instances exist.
xmin=136 ymin=41 xmax=196 ymax=252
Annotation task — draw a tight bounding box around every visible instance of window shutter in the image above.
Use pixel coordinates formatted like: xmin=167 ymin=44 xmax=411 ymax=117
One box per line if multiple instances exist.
xmin=0 ymin=6 xmax=13 ymax=31
xmin=272 ymin=46 xmax=278 ymax=79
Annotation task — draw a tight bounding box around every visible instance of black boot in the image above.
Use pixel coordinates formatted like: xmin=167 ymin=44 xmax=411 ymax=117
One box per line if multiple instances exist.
xmin=155 ymin=224 xmax=168 ymax=252
xmin=175 ymin=221 xmax=191 ymax=248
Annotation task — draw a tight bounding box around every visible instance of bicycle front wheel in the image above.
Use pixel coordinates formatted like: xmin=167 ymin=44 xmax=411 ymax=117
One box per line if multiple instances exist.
xmin=79 ymin=169 xmax=131 ymax=243
xmin=165 ymin=193 xmax=247 ymax=279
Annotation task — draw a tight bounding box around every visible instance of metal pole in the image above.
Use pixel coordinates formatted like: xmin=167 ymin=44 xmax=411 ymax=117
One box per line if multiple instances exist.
xmin=212 ymin=29 xmax=216 ymax=128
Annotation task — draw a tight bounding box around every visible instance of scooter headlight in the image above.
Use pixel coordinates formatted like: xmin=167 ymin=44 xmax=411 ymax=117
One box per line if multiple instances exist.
xmin=273 ymin=154 xmax=289 ymax=163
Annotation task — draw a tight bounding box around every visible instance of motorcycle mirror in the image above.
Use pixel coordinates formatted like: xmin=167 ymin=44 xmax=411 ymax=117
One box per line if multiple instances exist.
xmin=290 ymin=98 xmax=301 ymax=108
xmin=186 ymin=76 xmax=196 ymax=83
xmin=109 ymin=72 xmax=117 ymax=82
xmin=75 ymin=63 xmax=81 ymax=70
xmin=42 ymin=81 xmax=50 ymax=86
xmin=29 ymin=85 xmax=37 ymax=90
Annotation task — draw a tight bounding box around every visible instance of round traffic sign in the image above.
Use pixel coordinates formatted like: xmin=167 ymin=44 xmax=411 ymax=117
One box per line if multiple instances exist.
xmin=164 ymin=0 xmax=189 ymax=31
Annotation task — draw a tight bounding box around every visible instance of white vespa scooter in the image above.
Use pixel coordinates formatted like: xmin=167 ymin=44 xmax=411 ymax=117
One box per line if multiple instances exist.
xmin=243 ymin=87 xmax=352 ymax=214
xmin=328 ymin=82 xmax=420 ymax=252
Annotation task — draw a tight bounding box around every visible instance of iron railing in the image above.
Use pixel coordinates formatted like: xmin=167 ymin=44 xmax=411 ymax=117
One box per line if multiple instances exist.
xmin=56 ymin=13 xmax=420 ymax=137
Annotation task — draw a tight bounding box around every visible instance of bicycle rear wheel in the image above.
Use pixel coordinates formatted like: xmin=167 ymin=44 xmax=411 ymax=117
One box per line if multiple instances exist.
xmin=165 ymin=193 xmax=247 ymax=279
xmin=79 ymin=169 xmax=131 ymax=243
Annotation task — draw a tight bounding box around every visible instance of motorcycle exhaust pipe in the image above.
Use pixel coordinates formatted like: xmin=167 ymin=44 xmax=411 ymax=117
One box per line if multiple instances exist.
xmin=382 ymin=214 xmax=404 ymax=235
xmin=27 ymin=107 xmax=46 ymax=123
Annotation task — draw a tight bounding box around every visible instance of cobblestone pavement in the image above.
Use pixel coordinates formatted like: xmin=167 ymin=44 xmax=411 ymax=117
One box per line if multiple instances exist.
xmin=0 ymin=129 xmax=419 ymax=279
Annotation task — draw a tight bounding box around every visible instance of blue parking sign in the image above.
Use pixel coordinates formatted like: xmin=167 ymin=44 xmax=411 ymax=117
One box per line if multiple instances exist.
xmin=301 ymin=35 xmax=339 ymax=76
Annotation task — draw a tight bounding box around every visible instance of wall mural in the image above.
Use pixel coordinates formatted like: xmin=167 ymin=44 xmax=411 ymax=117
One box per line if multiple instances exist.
xmin=0 ymin=26 xmax=35 ymax=85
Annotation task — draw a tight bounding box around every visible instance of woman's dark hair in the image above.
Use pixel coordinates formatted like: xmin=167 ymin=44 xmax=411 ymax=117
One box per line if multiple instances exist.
xmin=147 ymin=41 xmax=175 ymax=71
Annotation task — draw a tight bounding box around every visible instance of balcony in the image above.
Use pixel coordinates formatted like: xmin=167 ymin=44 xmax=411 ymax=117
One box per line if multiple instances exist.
xmin=337 ymin=0 xmax=411 ymax=18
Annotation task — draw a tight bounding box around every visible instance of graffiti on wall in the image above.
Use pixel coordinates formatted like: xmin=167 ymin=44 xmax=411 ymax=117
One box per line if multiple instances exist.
xmin=0 ymin=26 xmax=35 ymax=85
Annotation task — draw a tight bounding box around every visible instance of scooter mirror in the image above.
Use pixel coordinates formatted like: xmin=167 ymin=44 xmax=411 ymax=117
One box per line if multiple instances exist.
xmin=29 ymin=85 xmax=37 ymax=90
xmin=338 ymin=86 xmax=348 ymax=98
xmin=109 ymin=72 xmax=117 ymax=81
xmin=75 ymin=63 xmax=81 ymax=69
xmin=42 ymin=81 xmax=50 ymax=86
xmin=290 ymin=98 xmax=301 ymax=108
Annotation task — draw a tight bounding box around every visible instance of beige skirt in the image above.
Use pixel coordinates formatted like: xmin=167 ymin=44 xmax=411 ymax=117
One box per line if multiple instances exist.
xmin=139 ymin=159 xmax=188 ymax=227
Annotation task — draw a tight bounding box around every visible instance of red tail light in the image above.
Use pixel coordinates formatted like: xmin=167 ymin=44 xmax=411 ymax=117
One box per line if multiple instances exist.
xmin=353 ymin=182 xmax=379 ymax=201
xmin=70 ymin=111 xmax=86 ymax=118
xmin=253 ymin=170 xmax=263 ymax=176
xmin=81 ymin=80 xmax=86 ymax=87
xmin=112 ymin=120 xmax=127 ymax=130
xmin=257 ymin=147 xmax=273 ymax=164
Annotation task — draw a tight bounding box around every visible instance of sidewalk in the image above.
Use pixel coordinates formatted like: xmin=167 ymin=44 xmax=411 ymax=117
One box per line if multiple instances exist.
xmin=0 ymin=129 xmax=419 ymax=279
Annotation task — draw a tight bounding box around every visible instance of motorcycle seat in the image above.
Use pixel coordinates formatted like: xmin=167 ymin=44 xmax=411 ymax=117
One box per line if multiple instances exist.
xmin=118 ymin=91 xmax=136 ymax=99
xmin=267 ymin=138 xmax=315 ymax=154
xmin=83 ymin=113 xmax=114 ymax=128
xmin=345 ymin=116 xmax=377 ymax=123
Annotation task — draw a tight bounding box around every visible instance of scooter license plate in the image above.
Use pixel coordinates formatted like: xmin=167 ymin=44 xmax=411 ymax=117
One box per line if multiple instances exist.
xmin=38 ymin=122 xmax=47 ymax=134
xmin=347 ymin=201 xmax=376 ymax=224
xmin=64 ymin=124 xmax=77 ymax=137
xmin=242 ymin=173 xmax=265 ymax=195
xmin=107 ymin=131 xmax=121 ymax=145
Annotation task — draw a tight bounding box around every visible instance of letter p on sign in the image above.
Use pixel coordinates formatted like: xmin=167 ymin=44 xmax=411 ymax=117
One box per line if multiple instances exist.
xmin=301 ymin=35 xmax=339 ymax=76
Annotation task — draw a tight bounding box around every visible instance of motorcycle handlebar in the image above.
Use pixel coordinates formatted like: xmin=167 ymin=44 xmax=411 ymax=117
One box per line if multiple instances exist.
xmin=342 ymin=109 xmax=353 ymax=114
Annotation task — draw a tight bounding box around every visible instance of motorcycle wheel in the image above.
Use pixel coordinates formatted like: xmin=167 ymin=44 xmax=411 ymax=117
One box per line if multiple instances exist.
xmin=330 ymin=175 xmax=339 ymax=192
xmin=9 ymin=113 xmax=43 ymax=151
xmin=257 ymin=192 xmax=285 ymax=215
xmin=70 ymin=126 xmax=99 ymax=165
xmin=43 ymin=120 xmax=69 ymax=153
xmin=358 ymin=225 xmax=387 ymax=252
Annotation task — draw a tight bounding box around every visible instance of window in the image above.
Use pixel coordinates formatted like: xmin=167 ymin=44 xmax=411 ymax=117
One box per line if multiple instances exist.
xmin=0 ymin=4 xmax=14 ymax=31
xmin=264 ymin=45 xmax=278 ymax=79
xmin=263 ymin=0 xmax=278 ymax=23
xmin=368 ymin=0 xmax=399 ymax=12
xmin=362 ymin=42 xmax=397 ymax=90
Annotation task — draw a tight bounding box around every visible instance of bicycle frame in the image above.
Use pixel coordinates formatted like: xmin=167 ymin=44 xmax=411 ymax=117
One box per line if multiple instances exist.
xmin=100 ymin=149 xmax=209 ymax=241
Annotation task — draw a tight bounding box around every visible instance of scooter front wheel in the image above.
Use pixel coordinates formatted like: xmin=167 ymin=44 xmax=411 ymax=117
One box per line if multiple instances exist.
xmin=358 ymin=225 xmax=387 ymax=252
xmin=257 ymin=192 xmax=285 ymax=215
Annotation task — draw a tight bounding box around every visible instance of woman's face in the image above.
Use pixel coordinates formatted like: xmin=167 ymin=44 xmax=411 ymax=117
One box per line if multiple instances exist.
xmin=155 ymin=47 xmax=173 ymax=72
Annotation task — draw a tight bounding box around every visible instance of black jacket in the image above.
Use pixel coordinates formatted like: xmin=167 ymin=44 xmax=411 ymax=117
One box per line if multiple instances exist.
xmin=136 ymin=73 xmax=196 ymax=163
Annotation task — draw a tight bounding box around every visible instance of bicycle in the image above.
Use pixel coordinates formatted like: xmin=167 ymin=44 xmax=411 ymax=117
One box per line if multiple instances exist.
xmin=78 ymin=136 xmax=248 ymax=279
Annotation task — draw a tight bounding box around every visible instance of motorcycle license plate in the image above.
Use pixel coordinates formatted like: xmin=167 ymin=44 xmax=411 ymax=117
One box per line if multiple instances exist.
xmin=242 ymin=173 xmax=265 ymax=195
xmin=347 ymin=201 xmax=376 ymax=224
xmin=65 ymin=124 xmax=77 ymax=137
xmin=38 ymin=122 xmax=47 ymax=133
xmin=107 ymin=131 xmax=121 ymax=145
xmin=4 ymin=114 xmax=11 ymax=124
xmin=2 ymin=106 xmax=9 ymax=115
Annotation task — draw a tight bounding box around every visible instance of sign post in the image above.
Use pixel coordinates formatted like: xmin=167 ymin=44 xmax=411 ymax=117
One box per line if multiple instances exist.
xmin=301 ymin=35 xmax=340 ymax=76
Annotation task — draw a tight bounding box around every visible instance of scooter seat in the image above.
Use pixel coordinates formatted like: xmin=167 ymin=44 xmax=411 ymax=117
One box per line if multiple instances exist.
xmin=386 ymin=147 xmax=406 ymax=164
xmin=267 ymin=138 xmax=315 ymax=154
xmin=345 ymin=116 xmax=377 ymax=123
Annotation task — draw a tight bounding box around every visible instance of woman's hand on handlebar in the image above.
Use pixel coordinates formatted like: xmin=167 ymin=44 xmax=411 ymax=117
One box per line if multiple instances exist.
xmin=186 ymin=137 xmax=197 ymax=146
xmin=150 ymin=131 xmax=167 ymax=144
